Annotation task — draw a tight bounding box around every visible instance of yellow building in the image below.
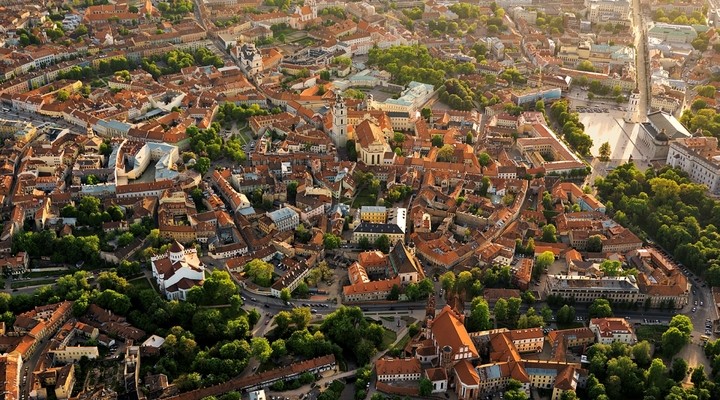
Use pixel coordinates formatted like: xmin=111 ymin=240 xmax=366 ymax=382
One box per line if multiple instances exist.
xmin=359 ymin=206 xmax=387 ymax=223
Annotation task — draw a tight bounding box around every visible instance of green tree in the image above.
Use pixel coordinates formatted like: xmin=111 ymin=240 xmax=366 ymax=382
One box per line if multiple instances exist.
xmin=419 ymin=378 xmax=433 ymax=396
xmin=507 ymin=297 xmax=522 ymax=324
xmin=599 ymin=142 xmax=611 ymax=161
xmin=194 ymin=156 xmax=211 ymax=175
xmin=631 ymin=341 xmax=652 ymax=367
xmin=280 ymin=288 xmax=291 ymax=302
xmin=440 ymin=271 xmax=456 ymax=293
xmin=478 ymin=152 xmax=492 ymax=174
xmin=668 ymin=314 xmax=693 ymax=336
xmin=243 ymin=259 xmax=274 ymax=287
xmin=431 ymin=134 xmax=444 ymax=148
xmin=661 ymin=327 xmax=689 ymax=357
xmin=556 ymin=305 xmax=576 ymax=325
xmin=97 ymin=271 xmax=129 ymax=293
xmin=670 ymin=357 xmax=688 ymax=382
xmin=436 ymin=144 xmax=455 ymax=162
xmin=535 ymin=251 xmax=554 ymax=279
xmin=588 ymin=299 xmax=613 ymax=318
xmin=323 ymin=233 xmax=342 ymax=250
xmin=56 ymin=89 xmax=69 ymax=101
xmin=374 ymin=235 xmax=390 ymax=253
xmin=494 ymin=298 xmax=508 ymax=322
xmin=541 ymin=305 xmax=553 ymax=323
xmin=541 ymin=224 xmax=557 ymax=242
xmin=599 ymin=260 xmax=622 ymax=277
xmin=271 ymin=339 xmax=287 ymax=358
xmin=467 ymin=297 xmax=492 ymax=332
xmin=577 ymin=60 xmax=595 ymax=72
xmin=697 ymin=85 xmax=716 ymax=98
xmin=251 ymin=337 xmax=272 ymax=362
xmin=587 ymin=235 xmax=603 ymax=252
xmin=560 ymin=391 xmax=578 ymax=400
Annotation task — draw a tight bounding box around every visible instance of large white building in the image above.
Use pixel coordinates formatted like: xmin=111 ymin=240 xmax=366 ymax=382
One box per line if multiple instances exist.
xmin=267 ymin=208 xmax=300 ymax=232
xmin=150 ymin=240 xmax=206 ymax=301
xmin=544 ymin=275 xmax=641 ymax=304
xmin=589 ymin=318 xmax=637 ymax=344
xmin=586 ymin=0 xmax=630 ymax=24
xmin=637 ymin=111 xmax=692 ymax=161
xmin=666 ymin=137 xmax=720 ymax=195
xmin=51 ymin=346 xmax=100 ymax=364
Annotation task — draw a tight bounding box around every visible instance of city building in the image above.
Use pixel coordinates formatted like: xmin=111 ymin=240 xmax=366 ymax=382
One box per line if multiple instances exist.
xmin=666 ymin=137 xmax=720 ymax=195
xmin=589 ymin=318 xmax=636 ymax=344
xmin=354 ymin=119 xmax=391 ymax=166
xmin=342 ymin=241 xmax=424 ymax=301
xmin=637 ymin=111 xmax=692 ymax=161
xmin=51 ymin=346 xmax=100 ymax=363
xmin=515 ymin=124 xmax=586 ymax=174
xmin=648 ymin=23 xmax=698 ymax=44
xmin=266 ymin=208 xmax=300 ymax=232
xmin=628 ymin=248 xmax=690 ymax=309
xmin=544 ymin=275 xmax=641 ymax=304
xmin=376 ymin=357 xmax=422 ymax=382
xmin=586 ymin=0 xmax=631 ymax=24
xmin=359 ymin=206 xmax=388 ymax=223
xmin=150 ymin=240 xmax=206 ymax=301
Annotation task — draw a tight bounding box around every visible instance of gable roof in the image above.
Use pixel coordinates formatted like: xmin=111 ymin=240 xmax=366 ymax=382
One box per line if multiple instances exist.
xmin=431 ymin=306 xmax=478 ymax=358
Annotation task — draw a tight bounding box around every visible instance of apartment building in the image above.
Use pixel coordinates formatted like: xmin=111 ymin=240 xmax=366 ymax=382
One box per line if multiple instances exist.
xmin=666 ymin=137 xmax=720 ymax=195
xmin=589 ymin=318 xmax=637 ymax=344
xmin=544 ymin=275 xmax=641 ymax=304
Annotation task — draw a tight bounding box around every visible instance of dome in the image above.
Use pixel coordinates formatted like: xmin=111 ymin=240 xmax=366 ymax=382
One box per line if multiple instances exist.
xmin=655 ymin=129 xmax=669 ymax=142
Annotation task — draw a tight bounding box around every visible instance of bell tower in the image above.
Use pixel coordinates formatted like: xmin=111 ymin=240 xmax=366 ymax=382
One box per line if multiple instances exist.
xmin=624 ymin=88 xmax=641 ymax=123
xmin=307 ymin=0 xmax=318 ymax=18
xmin=332 ymin=93 xmax=347 ymax=148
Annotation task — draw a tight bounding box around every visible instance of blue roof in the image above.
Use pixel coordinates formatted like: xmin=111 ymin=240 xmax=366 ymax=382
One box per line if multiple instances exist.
xmin=97 ymin=119 xmax=131 ymax=134
xmin=268 ymin=207 xmax=298 ymax=222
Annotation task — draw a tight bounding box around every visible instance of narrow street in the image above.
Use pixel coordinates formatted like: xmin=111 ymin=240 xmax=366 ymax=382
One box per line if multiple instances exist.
xmin=631 ymin=0 xmax=650 ymax=114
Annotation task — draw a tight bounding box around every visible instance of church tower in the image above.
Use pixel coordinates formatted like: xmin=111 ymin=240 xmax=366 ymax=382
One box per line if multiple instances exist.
xmin=332 ymin=93 xmax=347 ymax=148
xmin=365 ymin=94 xmax=374 ymax=111
xmin=307 ymin=0 xmax=318 ymax=18
xmin=624 ymin=88 xmax=641 ymax=123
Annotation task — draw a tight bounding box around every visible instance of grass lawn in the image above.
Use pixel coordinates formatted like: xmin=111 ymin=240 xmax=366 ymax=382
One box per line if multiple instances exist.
xmin=11 ymin=278 xmax=56 ymax=289
xmin=272 ymin=24 xmax=296 ymax=37
xmin=129 ymin=278 xmax=153 ymax=291
xmin=25 ymin=270 xmax=67 ymax=279
xmin=381 ymin=328 xmax=397 ymax=350
xmin=636 ymin=325 xmax=668 ymax=343
xmin=389 ymin=332 xmax=412 ymax=352
xmin=556 ymin=322 xmax=585 ymax=330
xmin=351 ymin=191 xmax=377 ymax=208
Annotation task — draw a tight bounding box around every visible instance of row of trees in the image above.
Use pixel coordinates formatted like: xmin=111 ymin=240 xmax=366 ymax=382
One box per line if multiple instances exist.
xmin=652 ymin=9 xmax=706 ymax=25
xmin=548 ymin=100 xmax=594 ymax=155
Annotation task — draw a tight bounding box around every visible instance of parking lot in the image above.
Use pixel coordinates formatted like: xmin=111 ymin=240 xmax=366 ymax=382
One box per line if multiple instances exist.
xmin=575 ymin=106 xmax=614 ymax=113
